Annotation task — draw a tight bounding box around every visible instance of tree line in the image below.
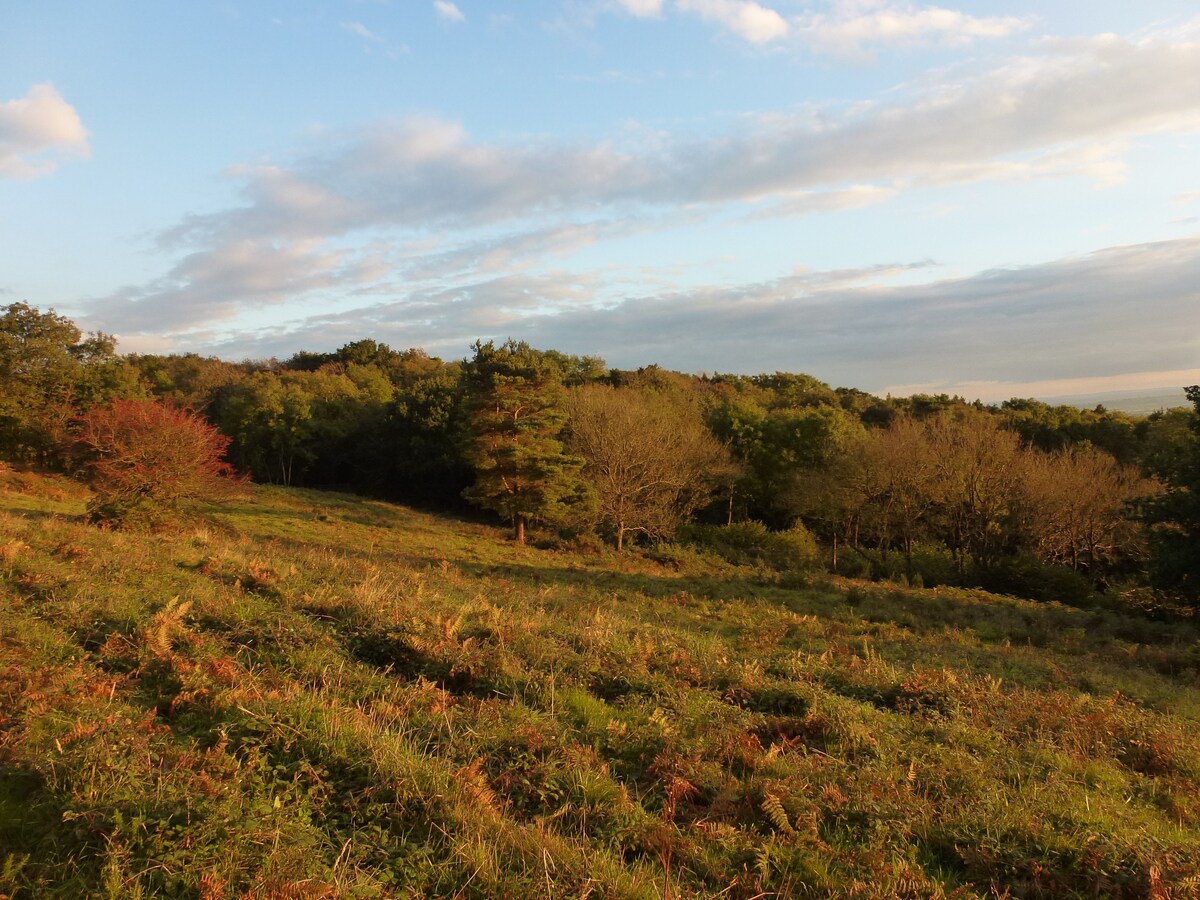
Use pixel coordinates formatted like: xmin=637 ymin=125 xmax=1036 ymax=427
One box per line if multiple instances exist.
xmin=2 ymin=301 xmax=1197 ymax=608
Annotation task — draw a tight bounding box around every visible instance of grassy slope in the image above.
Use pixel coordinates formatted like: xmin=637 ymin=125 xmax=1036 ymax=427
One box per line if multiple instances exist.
xmin=2 ymin=467 xmax=1199 ymax=899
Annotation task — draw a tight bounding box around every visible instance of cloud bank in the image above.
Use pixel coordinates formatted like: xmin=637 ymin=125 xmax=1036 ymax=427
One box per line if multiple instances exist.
xmin=151 ymin=29 xmax=1200 ymax=252
xmin=187 ymin=235 xmax=1199 ymax=402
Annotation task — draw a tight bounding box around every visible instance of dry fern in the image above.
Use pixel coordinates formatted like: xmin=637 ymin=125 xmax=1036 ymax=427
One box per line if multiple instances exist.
xmin=456 ymin=757 xmax=503 ymax=819
xmin=144 ymin=597 xmax=194 ymax=659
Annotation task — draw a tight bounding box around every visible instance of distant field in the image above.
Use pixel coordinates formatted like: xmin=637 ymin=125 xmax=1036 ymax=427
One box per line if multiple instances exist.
xmin=1036 ymin=389 xmax=1192 ymax=416
xmin=3 ymin=468 xmax=1200 ymax=898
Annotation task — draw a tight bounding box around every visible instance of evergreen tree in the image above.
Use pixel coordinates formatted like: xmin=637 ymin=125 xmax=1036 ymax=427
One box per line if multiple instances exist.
xmin=461 ymin=340 xmax=589 ymax=544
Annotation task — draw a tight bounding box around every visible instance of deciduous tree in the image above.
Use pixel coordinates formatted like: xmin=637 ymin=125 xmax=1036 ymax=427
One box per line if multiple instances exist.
xmin=567 ymin=384 xmax=732 ymax=550
xmin=927 ymin=411 xmax=1027 ymax=571
xmin=1023 ymin=446 xmax=1154 ymax=575
xmin=0 ymin=302 xmax=140 ymax=464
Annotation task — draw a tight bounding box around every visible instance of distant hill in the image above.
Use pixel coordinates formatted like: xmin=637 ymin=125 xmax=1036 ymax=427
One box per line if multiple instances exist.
xmin=1036 ymin=387 xmax=1192 ymax=415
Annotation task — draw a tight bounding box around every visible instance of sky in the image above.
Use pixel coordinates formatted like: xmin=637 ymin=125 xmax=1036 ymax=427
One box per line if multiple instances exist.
xmin=2 ymin=0 xmax=1199 ymax=401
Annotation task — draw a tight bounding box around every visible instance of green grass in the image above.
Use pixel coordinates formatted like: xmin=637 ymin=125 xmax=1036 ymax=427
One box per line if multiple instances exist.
xmin=2 ymin=464 xmax=1200 ymax=897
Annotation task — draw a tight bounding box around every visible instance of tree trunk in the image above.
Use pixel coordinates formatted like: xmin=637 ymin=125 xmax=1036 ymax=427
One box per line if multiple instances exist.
xmin=514 ymin=516 xmax=526 ymax=545
xmin=832 ymin=532 xmax=838 ymax=573
xmin=616 ymin=524 xmax=625 ymax=552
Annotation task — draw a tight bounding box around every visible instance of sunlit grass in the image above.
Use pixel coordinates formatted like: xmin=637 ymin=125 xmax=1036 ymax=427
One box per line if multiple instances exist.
xmin=2 ymin=471 xmax=1199 ymax=897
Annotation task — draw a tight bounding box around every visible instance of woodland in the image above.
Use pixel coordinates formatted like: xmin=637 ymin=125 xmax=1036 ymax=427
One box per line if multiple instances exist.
xmin=3 ymin=301 xmax=1196 ymax=613
xmin=4 ymin=300 xmax=1200 ymax=897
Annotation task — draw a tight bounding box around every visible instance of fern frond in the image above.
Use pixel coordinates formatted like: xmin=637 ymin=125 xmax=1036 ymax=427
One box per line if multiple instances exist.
xmin=761 ymin=792 xmax=794 ymax=835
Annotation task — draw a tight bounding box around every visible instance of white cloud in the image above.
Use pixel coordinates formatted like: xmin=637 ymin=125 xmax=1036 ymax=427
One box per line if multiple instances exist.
xmin=616 ymin=0 xmax=665 ymax=17
xmin=92 ymin=239 xmax=386 ymax=334
xmin=434 ymin=1 xmax=465 ymax=23
xmin=340 ymin=21 xmax=383 ymax=43
xmin=0 ymin=83 xmax=89 ymax=178
xmin=745 ymin=184 xmax=897 ymax=219
xmin=403 ymin=221 xmax=625 ymax=281
xmin=887 ymin=370 xmax=1200 ymax=404
xmin=796 ymin=1 xmax=1030 ymax=58
xmin=675 ymin=0 xmax=789 ymax=43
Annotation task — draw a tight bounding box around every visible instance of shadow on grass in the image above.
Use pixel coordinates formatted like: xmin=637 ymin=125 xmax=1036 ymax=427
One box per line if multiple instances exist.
xmin=455 ymin=558 xmax=1200 ymax=665
xmin=0 ymin=763 xmax=103 ymax=893
xmin=204 ymin=497 xmax=1200 ymax=663
xmin=0 ymin=504 xmax=86 ymax=524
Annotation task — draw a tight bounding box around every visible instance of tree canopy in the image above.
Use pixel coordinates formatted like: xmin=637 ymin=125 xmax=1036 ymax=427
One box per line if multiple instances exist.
xmin=1142 ymin=386 xmax=1200 ymax=601
xmin=0 ymin=302 xmax=140 ymax=464
xmin=461 ymin=340 xmax=590 ymax=544
xmin=567 ymin=384 xmax=731 ymax=550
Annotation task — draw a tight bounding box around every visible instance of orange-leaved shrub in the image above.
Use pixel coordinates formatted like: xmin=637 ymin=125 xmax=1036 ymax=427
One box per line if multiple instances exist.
xmin=73 ymin=398 xmax=243 ymax=526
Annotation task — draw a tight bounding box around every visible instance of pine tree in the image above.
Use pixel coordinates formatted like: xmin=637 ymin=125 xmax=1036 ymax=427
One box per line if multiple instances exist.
xmin=461 ymin=340 xmax=589 ymax=544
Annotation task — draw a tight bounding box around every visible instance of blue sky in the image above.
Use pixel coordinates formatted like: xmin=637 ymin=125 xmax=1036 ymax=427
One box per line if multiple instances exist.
xmin=3 ymin=0 xmax=1199 ymax=400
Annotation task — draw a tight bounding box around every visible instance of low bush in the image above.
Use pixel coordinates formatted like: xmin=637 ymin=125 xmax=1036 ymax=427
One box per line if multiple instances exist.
xmin=681 ymin=521 xmax=820 ymax=572
xmin=975 ymin=555 xmax=1097 ymax=606
xmin=863 ymin=541 xmax=963 ymax=588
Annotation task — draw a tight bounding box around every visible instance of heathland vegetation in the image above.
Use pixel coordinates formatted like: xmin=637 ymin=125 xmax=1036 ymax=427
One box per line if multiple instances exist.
xmin=2 ymin=300 xmax=1200 ymax=896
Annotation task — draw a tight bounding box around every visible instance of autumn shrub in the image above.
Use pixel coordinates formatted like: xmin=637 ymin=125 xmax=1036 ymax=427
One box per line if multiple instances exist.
xmin=72 ymin=398 xmax=243 ymax=526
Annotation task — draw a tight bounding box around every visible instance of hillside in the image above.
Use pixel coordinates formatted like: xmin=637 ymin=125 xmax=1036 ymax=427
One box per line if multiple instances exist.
xmin=2 ymin=468 xmax=1200 ymax=898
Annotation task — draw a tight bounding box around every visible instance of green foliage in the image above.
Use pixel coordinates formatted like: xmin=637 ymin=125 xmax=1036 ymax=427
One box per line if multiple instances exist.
xmin=218 ymin=367 xmax=389 ymax=487
xmin=857 ymin=541 xmax=961 ymax=587
xmin=127 ymin=352 xmax=250 ymax=411
xmin=1141 ymin=385 xmax=1200 ymax=604
xmin=975 ymin=555 xmax=1097 ymax=606
xmin=0 ymin=302 xmax=141 ymax=465
xmin=462 ymin=340 xmax=591 ymax=543
xmin=1000 ymin=397 xmax=1141 ymax=465
xmin=682 ymin=520 xmax=820 ymax=572
xmin=708 ymin=392 xmax=861 ymax=527
xmin=284 ymin=339 xmax=447 ymax=389
xmin=374 ymin=366 xmax=472 ymax=505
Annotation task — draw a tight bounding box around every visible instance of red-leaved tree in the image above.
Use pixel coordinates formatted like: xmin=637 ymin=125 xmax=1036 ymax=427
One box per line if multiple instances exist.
xmin=73 ymin=398 xmax=243 ymax=525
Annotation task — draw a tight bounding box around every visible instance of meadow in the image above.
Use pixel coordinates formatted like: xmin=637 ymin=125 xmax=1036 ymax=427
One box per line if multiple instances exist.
xmin=2 ymin=465 xmax=1199 ymax=898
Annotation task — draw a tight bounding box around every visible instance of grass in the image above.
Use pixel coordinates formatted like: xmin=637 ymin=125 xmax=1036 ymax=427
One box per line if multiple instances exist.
xmin=2 ymin=464 xmax=1200 ymax=897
